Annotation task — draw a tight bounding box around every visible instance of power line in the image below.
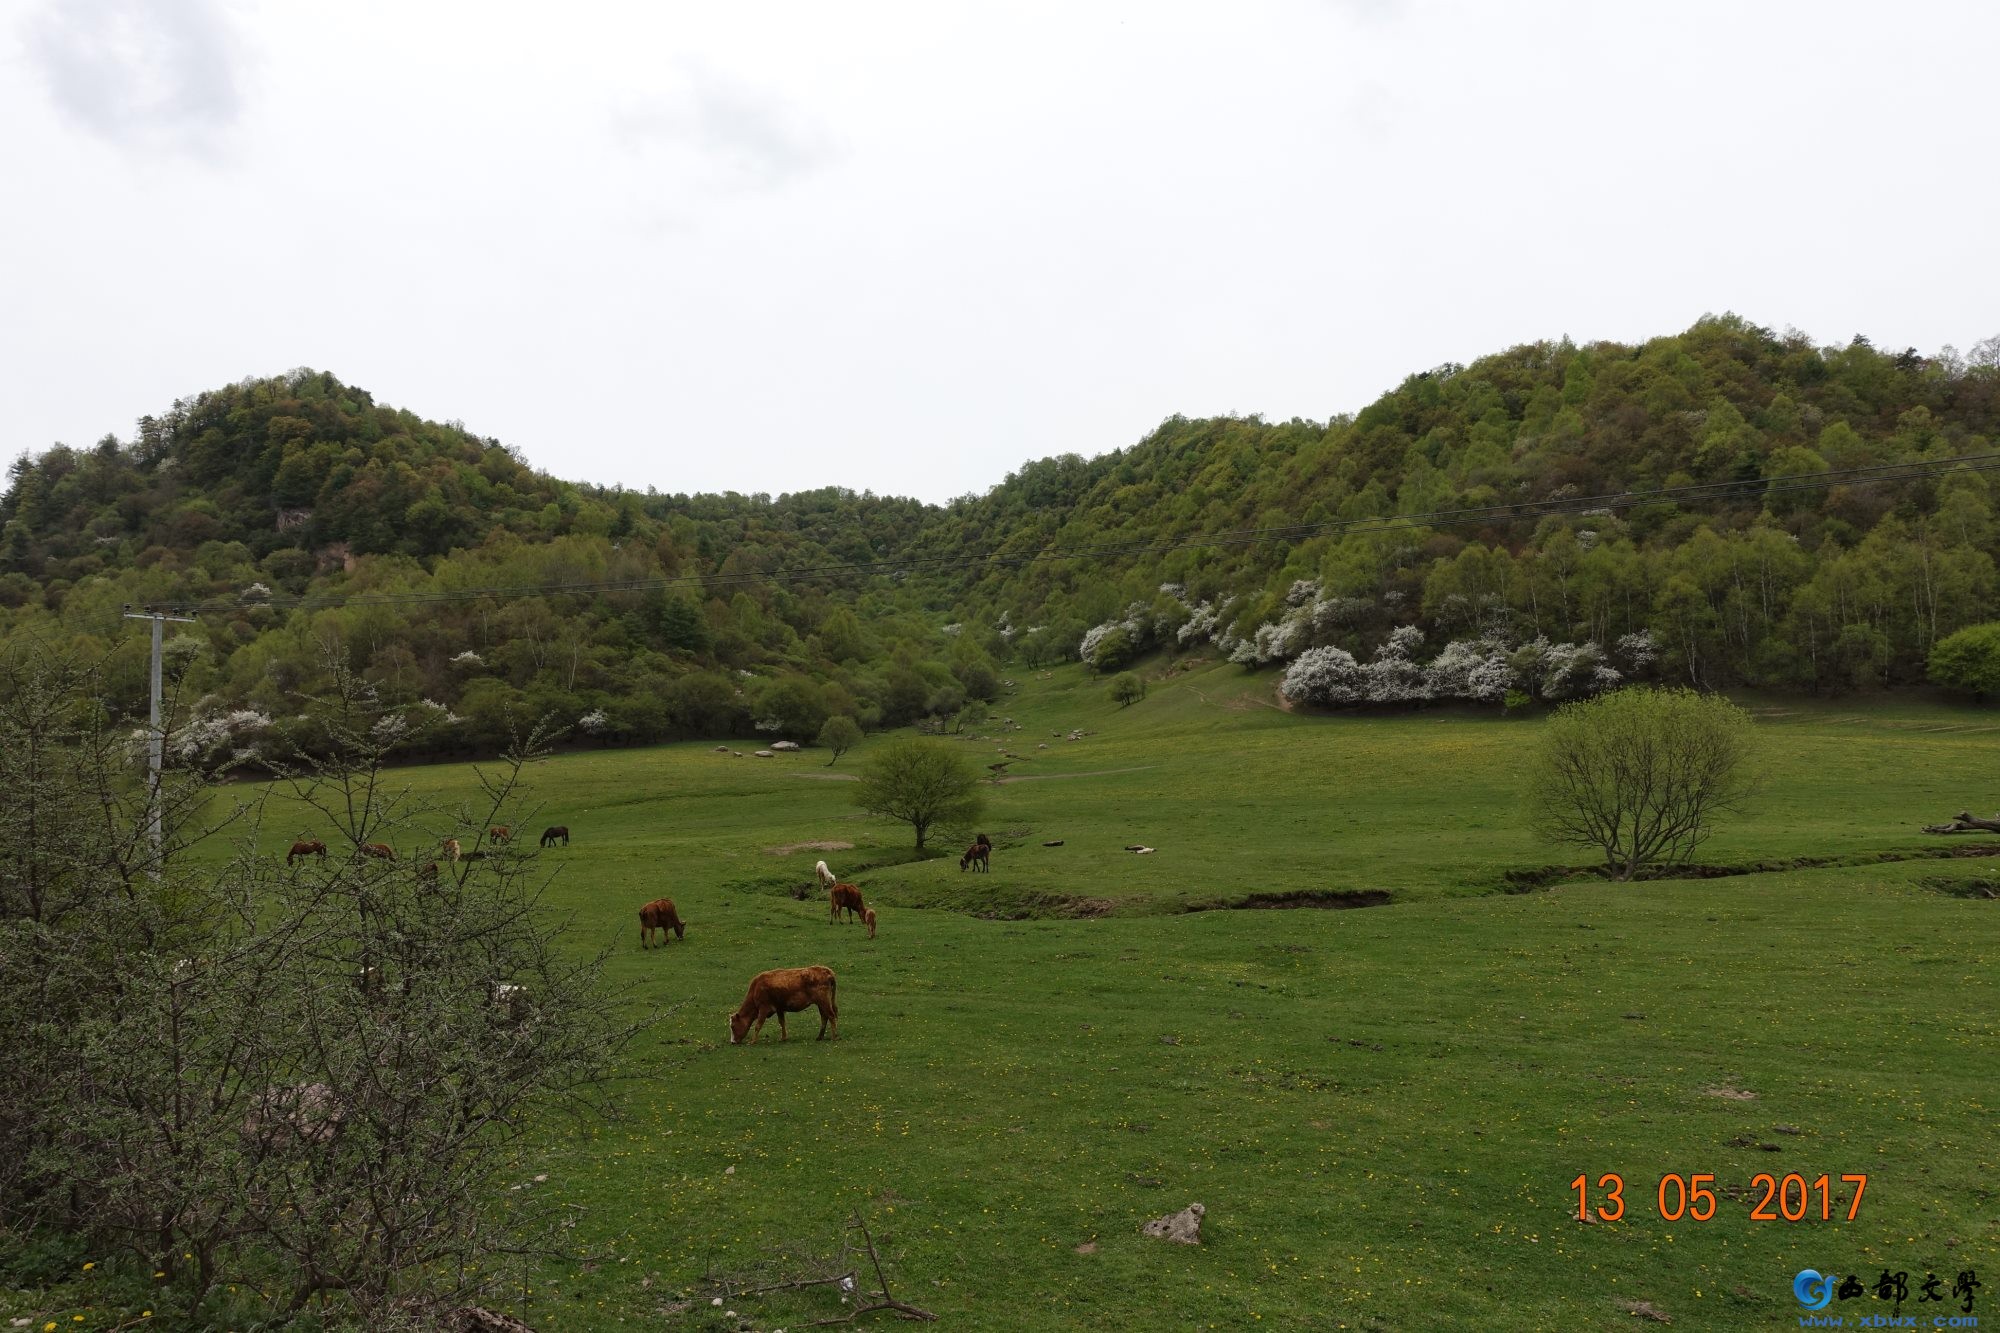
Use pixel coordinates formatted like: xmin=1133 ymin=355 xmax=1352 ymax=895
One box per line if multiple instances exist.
xmin=139 ymin=451 xmax=2000 ymax=616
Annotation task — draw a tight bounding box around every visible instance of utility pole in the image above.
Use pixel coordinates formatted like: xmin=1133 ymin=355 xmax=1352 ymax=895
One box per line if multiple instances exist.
xmin=123 ymin=605 xmax=198 ymax=869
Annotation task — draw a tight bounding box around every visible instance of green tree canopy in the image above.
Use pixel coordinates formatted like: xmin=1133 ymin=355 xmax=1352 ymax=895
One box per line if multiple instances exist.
xmin=1528 ymin=687 xmax=1756 ymax=880
xmin=851 ymin=737 xmax=984 ymax=850
xmin=1929 ymin=622 xmax=2000 ymax=698
xmin=817 ymin=714 xmax=862 ymax=765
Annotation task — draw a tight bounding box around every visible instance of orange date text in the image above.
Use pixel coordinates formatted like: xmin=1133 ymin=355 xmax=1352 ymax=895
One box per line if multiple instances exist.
xmin=1570 ymin=1172 xmax=1867 ymax=1222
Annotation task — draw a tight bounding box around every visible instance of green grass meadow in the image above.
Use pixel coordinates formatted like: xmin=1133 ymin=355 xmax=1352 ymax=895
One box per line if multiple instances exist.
xmin=27 ymin=661 xmax=2000 ymax=1331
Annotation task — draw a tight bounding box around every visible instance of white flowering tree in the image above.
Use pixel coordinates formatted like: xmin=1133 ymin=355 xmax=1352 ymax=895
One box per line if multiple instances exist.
xmin=1281 ymin=646 xmax=1367 ymax=705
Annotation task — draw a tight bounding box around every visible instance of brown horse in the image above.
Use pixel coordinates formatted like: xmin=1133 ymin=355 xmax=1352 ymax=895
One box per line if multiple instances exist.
xmin=639 ymin=898 xmax=685 ymax=948
xmin=488 ymin=826 xmax=511 ymax=844
xmin=417 ymin=861 xmax=439 ymax=881
xmin=959 ymin=840 xmax=990 ymax=873
xmin=357 ymin=842 xmax=395 ymax=861
xmin=539 ymin=826 xmax=569 ymax=848
xmin=829 ymin=882 xmax=865 ymax=924
xmin=286 ymin=839 xmax=327 ymax=865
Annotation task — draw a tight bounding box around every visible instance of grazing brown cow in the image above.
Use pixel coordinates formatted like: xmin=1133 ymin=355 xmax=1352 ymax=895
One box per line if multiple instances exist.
xmin=488 ymin=826 xmax=511 ymax=844
xmin=829 ymin=882 xmax=865 ymax=924
xmin=863 ymin=906 xmax=877 ymax=939
xmin=638 ymin=897 xmax=685 ymax=948
xmin=417 ymin=860 xmax=439 ymax=881
xmin=727 ymin=965 xmax=838 ymax=1044
xmin=442 ymin=838 xmax=461 ymax=862
xmin=286 ymin=839 xmax=326 ymax=865
xmin=540 ymin=825 xmax=569 ymax=848
xmin=358 ymin=842 xmax=395 ymax=861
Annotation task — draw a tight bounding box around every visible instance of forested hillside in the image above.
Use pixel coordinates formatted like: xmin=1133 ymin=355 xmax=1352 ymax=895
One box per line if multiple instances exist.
xmin=3 ymin=315 xmax=1996 ymax=761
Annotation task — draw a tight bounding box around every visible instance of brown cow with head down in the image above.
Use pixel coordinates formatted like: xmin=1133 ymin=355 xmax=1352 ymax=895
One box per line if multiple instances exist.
xmin=286 ymin=839 xmax=326 ymax=865
xmin=829 ymin=882 xmax=865 ymax=924
xmin=727 ymin=965 xmax=837 ymax=1044
xmin=638 ymin=897 xmax=685 ymax=948
xmin=357 ymin=842 xmax=395 ymax=861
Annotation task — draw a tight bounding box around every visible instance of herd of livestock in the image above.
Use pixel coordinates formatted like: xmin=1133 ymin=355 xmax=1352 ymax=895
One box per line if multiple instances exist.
xmin=281 ymin=824 xmax=999 ymax=1048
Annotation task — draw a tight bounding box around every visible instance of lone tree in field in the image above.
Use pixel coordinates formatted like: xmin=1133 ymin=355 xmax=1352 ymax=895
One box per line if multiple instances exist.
xmin=853 ymin=737 xmax=984 ymax=850
xmin=1109 ymin=672 xmax=1146 ymax=707
xmin=1528 ymin=686 xmax=1755 ymax=881
xmin=817 ymin=714 xmax=863 ymax=766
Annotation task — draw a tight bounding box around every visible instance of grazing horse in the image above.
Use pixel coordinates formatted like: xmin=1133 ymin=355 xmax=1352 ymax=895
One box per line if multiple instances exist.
xmin=540 ymin=826 xmax=569 ymax=848
xmin=286 ymin=839 xmax=327 ymax=865
xmin=829 ymin=882 xmax=865 ymax=924
xmin=639 ymin=897 xmax=685 ymax=948
xmin=863 ymin=906 xmax=877 ymax=939
xmin=441 ymin=838 xmax=461 ymax=862
xmin=814 ymin=859 xmax=837 ymax=892
xmin=959 ymin=839 xmax=991 ymax=873
xmin=488 ymin=826 xmax=511 ymax=844
xmin=417 ymin=860 xmax=439 ymax=881
xmin=357 ymin=842 xmax=395 ymax=861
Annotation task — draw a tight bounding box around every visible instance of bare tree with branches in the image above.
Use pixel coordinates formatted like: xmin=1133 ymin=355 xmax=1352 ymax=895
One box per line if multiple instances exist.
xmin=0 ymin=638 xmax=648 ymax=1326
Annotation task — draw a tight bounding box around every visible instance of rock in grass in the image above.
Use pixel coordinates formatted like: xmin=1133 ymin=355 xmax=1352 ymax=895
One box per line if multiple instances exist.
xmin=1142 ymin=1202 xmax=1204 ymax=1244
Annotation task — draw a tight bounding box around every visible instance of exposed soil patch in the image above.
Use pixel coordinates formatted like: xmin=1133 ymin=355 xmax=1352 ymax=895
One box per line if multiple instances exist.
xmin=996 ymin=766 xmax=1161 ymax=783
xmin=974 ymin=894 xmax=1120 ymax=920
xmin=1501 ymin=844 xmax=2000 ymax=892
xmin=764 ymin=840 xmax=854 ymax=856
xmin=1182 ymin=888 xmax=1394 ymax=913
xmin=1920 ymin=873 xmax=2000 ymax=899
xmin=1703 ymin=1085 xmax=1758 ymax=1101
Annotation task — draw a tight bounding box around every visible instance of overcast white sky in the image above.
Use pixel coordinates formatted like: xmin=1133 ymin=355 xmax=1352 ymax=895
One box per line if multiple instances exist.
xmin=3 ymin=1 xmax=1995 ymax=505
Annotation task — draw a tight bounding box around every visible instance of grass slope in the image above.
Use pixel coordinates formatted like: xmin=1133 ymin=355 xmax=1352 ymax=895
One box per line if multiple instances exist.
xmin=19 ymin=663 xmax=1997 ymax=1331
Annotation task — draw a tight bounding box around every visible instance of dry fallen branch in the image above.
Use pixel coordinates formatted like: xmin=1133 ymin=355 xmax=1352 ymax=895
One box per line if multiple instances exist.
xmin=1923 ymin=810 xmax=2000 ymax=834
xmin=801 ymin=1212 xmax=937 ymax=1325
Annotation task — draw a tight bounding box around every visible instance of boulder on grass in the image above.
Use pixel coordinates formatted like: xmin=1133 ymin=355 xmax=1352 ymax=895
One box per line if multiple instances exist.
xmin=1142 ymin=1202 xmax=1204 ymax=1244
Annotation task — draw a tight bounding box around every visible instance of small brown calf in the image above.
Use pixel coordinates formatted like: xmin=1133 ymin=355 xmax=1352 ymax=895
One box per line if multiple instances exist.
xmin=727 ymin=965 xmax=837 ymax=1044
xmin=863 ymin=906 xmax=877 ymax=939
xmin=638 ymin=897 xmax=685 ymax=948
xmin=829 ymin=882 xmax=865 ymax=923
xmin=442 ymin=837 xmax=461 ymax=862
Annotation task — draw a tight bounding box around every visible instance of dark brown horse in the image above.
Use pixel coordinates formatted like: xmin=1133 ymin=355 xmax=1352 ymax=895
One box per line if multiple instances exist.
xmin=959 ymin=838 xmax=991 ymax=873
xmin=286 ymin=839 xmax=327 ymax=865
xmin=540 ymin=825 xmax=569 ymax=847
